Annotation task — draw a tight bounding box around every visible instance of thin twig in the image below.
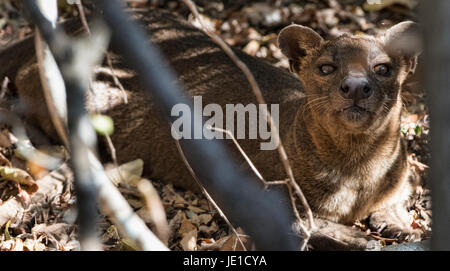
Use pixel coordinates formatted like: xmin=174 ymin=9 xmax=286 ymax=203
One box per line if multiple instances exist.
xmin=104 ymin=134 xmax=118 ymax=165
xmin=76 ymin=2 xmax=128 ymax=104
xmin=76 ymin=2 xmax=91 ymax=35
xmin=174 ymin=139 xmax=247 ymax=251
xmin=207 ymin=125 xmax=288 ymax=189
xmin=0 ymin=77 xmax=9 ymax=100
xmin=181 ymin=0 xmax=315 ymax=244
xmin=75 ymin=2 xmax=122 ymax=166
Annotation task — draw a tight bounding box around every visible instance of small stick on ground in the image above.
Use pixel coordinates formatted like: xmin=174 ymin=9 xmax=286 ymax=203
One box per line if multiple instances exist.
xmin=174 ymin=139 xmax=247 ymax=251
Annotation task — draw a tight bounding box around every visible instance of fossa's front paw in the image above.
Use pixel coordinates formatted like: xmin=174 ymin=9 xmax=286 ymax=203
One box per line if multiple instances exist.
xmin=369 ymin=208 xmax=422 ymax=242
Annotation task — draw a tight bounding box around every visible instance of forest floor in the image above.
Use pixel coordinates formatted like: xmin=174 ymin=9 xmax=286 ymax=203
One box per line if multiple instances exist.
xmin=0 ymin=0 xmax=430 ymax=251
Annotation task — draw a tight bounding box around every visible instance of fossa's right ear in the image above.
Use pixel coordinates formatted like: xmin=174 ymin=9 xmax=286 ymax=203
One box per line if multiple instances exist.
xmin=278 ymin=24 xmax=323 ymax=73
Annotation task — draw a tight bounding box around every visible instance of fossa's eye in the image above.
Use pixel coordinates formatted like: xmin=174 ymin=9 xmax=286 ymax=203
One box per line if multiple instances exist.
xmin=374 ymin=64 xmax=391 ymax=76
xmin=319 ymin=64 xmax=336 ymax=75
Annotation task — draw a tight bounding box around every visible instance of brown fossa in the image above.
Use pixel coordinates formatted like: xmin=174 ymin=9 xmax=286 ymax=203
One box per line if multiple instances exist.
xmin=4 ymin=9 xmax=421 ymax=241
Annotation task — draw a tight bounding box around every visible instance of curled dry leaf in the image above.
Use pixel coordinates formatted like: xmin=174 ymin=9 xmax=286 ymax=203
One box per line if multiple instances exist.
xmin=179 ymin=218 xmax=197 ymax=251
xmin=0 ymin=166 xmax=38 ymax=194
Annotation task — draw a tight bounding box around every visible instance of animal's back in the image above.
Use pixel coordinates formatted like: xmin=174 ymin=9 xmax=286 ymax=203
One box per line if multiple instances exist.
xmin=8 ymin=9 xmax=305 ymax=191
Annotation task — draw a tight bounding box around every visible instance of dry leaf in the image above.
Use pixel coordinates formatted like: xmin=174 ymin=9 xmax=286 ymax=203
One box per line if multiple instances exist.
xmin=168 ymin=210 xmax=185 ymax=241
xmin=0 ymin=166 xmax=38 ymax=194
xmin=179 ymin=219 xmax=197 ymax=251
xmin=187 ymin=205 xmax=206 ymax=213
xmin=220 ymin=228 xmax=249 ymax=251
xmin=190 ymin=213 xmax=213 ymax=226
xmin=199 ymin=221 xmax=219 ymax=236
xmin=162 ymin=184 xmax=187 ymax=207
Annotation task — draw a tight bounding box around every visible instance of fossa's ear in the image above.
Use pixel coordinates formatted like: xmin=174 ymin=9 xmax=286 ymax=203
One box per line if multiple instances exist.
xmin=278 ymin=24 xmax=323 ymax=73
xmin=382 ymin=21 xmax=422 ymax=73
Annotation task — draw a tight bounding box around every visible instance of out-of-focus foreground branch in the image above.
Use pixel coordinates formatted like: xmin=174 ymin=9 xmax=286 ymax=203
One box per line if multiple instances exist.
xmin=421 ymin=0 xmax=450 ymax=251
xmin=22 ymin=0 xmax=168 ymax=251
xmin=180 ymin=0 xmax=315 ymax=250
xmin=95 ymin=0 xmax=301 ymax=250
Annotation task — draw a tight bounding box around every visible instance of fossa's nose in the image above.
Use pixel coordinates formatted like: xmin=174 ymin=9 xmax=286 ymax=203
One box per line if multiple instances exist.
xmin=339 ymin=76 xmax=372 ymax=100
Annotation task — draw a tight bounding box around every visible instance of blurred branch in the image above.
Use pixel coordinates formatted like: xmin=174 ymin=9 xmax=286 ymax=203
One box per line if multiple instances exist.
xmin=421 ymin=0 xmax=450 ymax=251
xmin=88 ymin=152 xmax=169 ymax=250
xmin=95 ymin=0 xmax=301 ymax=250
xmin=23 ymin=0 xmax=105 ymax=250
xmin=174 ymin=139 xmax=247 ymax=251
xmin=22 ymin=0 xmax=169 ymax=251
xmin=34 ymin=0 xmax=69 ymax=149
xmin=181 ymin=0 xmax=315 ymax=249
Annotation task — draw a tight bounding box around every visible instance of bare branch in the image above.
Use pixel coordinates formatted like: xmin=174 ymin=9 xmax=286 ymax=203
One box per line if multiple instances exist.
xmin=95 ymin=0 xmax=301 ymax=250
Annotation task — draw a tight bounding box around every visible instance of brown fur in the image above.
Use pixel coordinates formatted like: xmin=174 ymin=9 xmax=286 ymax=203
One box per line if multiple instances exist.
xmin=4 ymin=10 xmax=421 ymax=239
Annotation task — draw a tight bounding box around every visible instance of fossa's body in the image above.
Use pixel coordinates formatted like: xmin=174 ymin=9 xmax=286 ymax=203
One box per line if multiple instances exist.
xmin=1 ymin=9 xmax=421 ymax=240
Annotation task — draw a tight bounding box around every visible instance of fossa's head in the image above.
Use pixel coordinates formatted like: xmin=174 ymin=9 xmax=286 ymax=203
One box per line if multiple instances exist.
xmin=278 ymin=22 xmax=421 ymax=133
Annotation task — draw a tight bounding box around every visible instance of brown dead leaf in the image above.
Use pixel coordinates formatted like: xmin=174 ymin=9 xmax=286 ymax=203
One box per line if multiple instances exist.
xmin=199 ymin=221 xmax=219 ymax=236
xmin=190 ymin=213 xmax=213 ymax=226
xmin=187 ymin=205 xmax=206 ymax=213
xmin=162 ymin=184 xmax=187 ymax=207
xmin=220 ymin=228 xmax=249 ymax=251
xmin=179 ymin=218 xmax=198 ymax=251
xmin=0 ymin=166 xmax=38 ymax=194
xmin=168 ymin=210 xmax=185 ymax=241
